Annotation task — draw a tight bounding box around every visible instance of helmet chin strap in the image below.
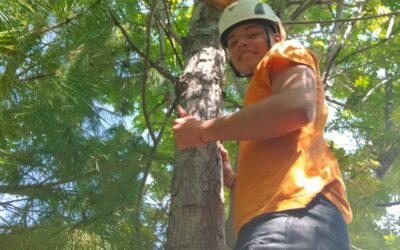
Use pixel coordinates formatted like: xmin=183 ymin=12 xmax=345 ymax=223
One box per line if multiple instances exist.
xmin=224 ymin=49 xmax=249 ymax=78
xmin=225 ymin=27 xmax=274 ymax=78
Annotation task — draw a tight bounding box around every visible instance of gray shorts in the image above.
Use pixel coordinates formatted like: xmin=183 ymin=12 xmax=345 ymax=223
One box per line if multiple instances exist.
xmin=234 ymin=194 xmax=350 ymax=250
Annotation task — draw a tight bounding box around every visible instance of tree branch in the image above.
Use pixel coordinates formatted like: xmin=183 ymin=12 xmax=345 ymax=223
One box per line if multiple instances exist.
xmin=141 ymin=0 xmax=159 ymax=145
xmin=283 ymin=10 xmax=400 ymax=25
xmin=155 ymin=17 xmax=184 ymax=69
xmin=325 ymin=96 xmax=347 ymax=108
xmin=161 ymin=0 xmax=183 ymax=45
xmin=322 ymin=2 xmax=345 ymax=87
xmin=361 ymin=77 xmax=395 ymax=103
xmin=290 ymin=0 xmax=316 ymax=21
xmin=329 ymin=53 xmax=399 ymax=80
xmin=337 ymin=27 xmax=400 ymax=65
xmin=376 ymin=201 xmax=400 ymax=207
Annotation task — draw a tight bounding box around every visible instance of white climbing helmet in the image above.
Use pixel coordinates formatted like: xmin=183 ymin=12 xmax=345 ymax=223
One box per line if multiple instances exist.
xmin=218 ymin=0 xmax=286 ymax=47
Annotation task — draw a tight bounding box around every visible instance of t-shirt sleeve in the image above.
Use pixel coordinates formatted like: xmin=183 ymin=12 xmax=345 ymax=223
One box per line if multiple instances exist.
xmin=255 ymin=41 xmax=319 ymax=88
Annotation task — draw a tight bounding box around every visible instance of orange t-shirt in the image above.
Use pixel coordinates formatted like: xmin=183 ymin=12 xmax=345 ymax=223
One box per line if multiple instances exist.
xmin=234 ymin=41 xmax=352 ymax=235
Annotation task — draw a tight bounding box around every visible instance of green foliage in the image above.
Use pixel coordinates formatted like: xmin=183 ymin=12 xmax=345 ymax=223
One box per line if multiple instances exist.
xmin=0 ymin=0 xmax=399 ymax=249
xmin=0 ymin=0 xmax=184 ymax=248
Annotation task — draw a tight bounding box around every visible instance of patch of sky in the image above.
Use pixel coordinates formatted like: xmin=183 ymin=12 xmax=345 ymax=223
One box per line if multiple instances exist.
xmin=82 ymin=102 xmax=115 ymax=139
xmin=15 ymin=57 xmax=38 ymax=80
xmin=82 ymin=100 xmax=139 ymax=139
xmin=15 ymin=62 xmax=28 ymax=76
xmin=47 ymin=13 xmax=58 ymax=27
xmin=57 ymin=181 xmax=77 ymax=193
xmin=113 ymin=0 xmax=150 ymax=14
xmin=377 ymin=68 xmax=386 ymax=79
xmin=41 ymin=30 xmax=57 ymax=55
xmin=0 ymin=95 xmax=12 ymax=109
xmin=0 ymin=195 xmax=30 ymax=228
xmin=138 ymin=1 xmax=150 ymax=14
xmin=325 ymin=102 xmax=359 ymax=152
xmin=28 ymin=23 xmax=34 ymax=32
xmin=326 ymin=96 xmax=400 ymax=231
xmin=114 ymin=51 xmax=142 ymax=78
xmin=358 ymin=32 xmax=375 ymax=42
xmin=376 ymin=194 xmax=400 ymax=236
xmin=21 ymin=164 xmax=53 ymax=186
xmin=115 ymin=60 xmax=132 ymax=78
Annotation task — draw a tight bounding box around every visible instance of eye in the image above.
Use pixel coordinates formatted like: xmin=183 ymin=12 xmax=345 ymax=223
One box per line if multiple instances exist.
xmin=249 ymin=31 xmax=262 ymax=38
xmin=227 ymin=39 xmax=238 ymax=48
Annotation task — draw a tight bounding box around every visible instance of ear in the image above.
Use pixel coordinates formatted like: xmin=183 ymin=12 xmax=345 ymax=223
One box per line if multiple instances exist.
xmin=273 ymin=34 xmax=281 ymax=42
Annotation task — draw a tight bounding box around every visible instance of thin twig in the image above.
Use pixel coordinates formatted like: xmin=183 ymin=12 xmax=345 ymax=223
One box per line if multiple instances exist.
xmin=325 ymin=96 xmax=347 ymax=108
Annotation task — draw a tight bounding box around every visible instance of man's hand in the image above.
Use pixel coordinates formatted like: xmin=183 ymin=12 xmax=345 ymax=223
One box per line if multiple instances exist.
xmin=173 ymin=105 xmax=206 ymax=150
xmin=217 ymin=143 xmax=237 ymax=189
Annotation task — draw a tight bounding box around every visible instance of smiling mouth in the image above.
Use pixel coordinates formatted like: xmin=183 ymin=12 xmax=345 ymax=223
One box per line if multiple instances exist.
xmin=240 ymin=51 xmax=256 ymax=60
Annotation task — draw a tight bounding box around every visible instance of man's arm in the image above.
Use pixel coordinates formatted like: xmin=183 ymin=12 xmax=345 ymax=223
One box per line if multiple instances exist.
xmin=173 ymin=64 xmax=316 ymax=149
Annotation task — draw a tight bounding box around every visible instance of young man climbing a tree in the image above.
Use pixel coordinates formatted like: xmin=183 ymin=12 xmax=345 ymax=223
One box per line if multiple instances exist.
xmin=173 ymin=0 xmax=352 ymax=249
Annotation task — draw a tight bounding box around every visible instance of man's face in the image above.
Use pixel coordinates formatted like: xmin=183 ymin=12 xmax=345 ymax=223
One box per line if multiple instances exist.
xmin=226 ymin=23 xmax=269 ymax=75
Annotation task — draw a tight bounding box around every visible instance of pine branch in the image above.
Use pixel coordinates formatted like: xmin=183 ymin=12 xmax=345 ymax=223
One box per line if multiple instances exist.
xmin=131 ymin=4 xmax=181 ymax=248
xmin=0 ymin=224 xmax=44 ymax=234
xmin=108 ymin=10 xmax=178 ymax=84
xmin=0 ymin=170 xmax=98 ymax=196
xmin=14 ymin=73 xmax=55 ymax=83
xmin=22 ymin=0 xmax=103 ymax=38
xmin=0 ymin=198 xmax=29 ymax=207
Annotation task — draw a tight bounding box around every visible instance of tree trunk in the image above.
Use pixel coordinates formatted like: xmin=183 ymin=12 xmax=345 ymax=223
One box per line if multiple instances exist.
xmin=376 ymin=77 xmax=398 ymax=179
xmin=166 ymin=1 xmax=225 ymax=250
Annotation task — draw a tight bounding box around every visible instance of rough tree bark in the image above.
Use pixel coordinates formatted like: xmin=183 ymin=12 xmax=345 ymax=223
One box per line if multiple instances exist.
xmin=166 ymin=1 xmax=226 ymax=250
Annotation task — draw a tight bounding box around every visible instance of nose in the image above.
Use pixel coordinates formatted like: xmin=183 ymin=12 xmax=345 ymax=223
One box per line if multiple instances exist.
xmin=237 ymin=37 xmax=248 ymax=49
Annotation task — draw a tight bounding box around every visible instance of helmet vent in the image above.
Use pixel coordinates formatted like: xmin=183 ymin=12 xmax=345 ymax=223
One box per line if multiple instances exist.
xmin=254 ymin=3 xmax=265 ymax=15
